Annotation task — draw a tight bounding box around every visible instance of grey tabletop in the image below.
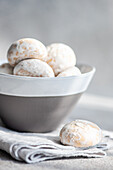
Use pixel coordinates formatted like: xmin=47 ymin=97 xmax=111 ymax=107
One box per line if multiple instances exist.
xmin=0 ymin=94 xmax=113 ymax=170
xmin=0 ymin=149 xmax=113 ymax=170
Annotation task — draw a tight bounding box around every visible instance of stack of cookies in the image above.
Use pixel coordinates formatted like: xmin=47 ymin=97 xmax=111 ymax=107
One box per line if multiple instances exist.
xmin=0 ymin=38 xmax=81 ymax=77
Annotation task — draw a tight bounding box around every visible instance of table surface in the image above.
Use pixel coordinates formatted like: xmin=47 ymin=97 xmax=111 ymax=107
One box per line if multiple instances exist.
xmin=0 ymin=94 xmax=113 ymax=170
xmin=0 ymin=149 xmax=113 ymax=170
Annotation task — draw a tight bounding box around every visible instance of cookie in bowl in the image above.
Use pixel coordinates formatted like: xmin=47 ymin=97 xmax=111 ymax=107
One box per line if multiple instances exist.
xmin=13 ymin=59 xmax=55 ymax=77
xmin=0 ymin=63 xmax=13 ymax=74
xmin=7 ymin=38 xmax=47 ymax=66
xmin=57 ymin=66 xmax=81 ymax=77
xmin=46 ymin=43 xmax=76 ymax=76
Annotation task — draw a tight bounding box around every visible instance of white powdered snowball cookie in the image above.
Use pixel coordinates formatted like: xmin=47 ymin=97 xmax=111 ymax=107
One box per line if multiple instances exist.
xmin=13 ymin=59 xmax=55 ymax=77
xmin=0 ymin=63 xmax=13 ymax=74
xmin=46 ymin=43 xmax=76 ymax=75
xmin=57 ymin=67 xmax=81 ymax=77
xmin=7 ymin=38 xmax=47 ymax=66
xmin=60 ymin=120 xmax=102 ymax=148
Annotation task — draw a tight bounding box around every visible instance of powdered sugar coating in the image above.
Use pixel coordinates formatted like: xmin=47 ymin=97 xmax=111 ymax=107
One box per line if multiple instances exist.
xmin=13 ymin=59 xmax=55 ymax=77
xmin=57 ymin=66 xmax=81 ymax=77
xmin=0 ymin=63 xmax=13 ymax=74
xmin=60 ymin=120 xmax=102 ymax=148
xmin=7 ymin=38 xmax=47 ymax=66
xmin=46 ymin=43 xmax=76 ymax=75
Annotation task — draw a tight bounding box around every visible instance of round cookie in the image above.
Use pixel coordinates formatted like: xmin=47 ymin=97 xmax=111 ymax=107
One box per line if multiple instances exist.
xmin=0 ymin=63 xmax=13 ymax=74
xmin=60 ymin=120 xmax=102 ymax=148
xmin=13 ymin=59 xmax=55 ymax=77
xmin=46 ymin=43 xmax=76 ymax=76
xmin=57 ymin=66 xmax=81 ymax=77
xmin=7 ymin=38 xmax=47 ymax=66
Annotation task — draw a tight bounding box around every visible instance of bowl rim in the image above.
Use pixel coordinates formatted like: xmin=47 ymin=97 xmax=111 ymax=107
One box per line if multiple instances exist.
xmin=0 ymin=60 xmax=96 ymax=80
xmin=0 ymin=60 xmax=96 ymax=97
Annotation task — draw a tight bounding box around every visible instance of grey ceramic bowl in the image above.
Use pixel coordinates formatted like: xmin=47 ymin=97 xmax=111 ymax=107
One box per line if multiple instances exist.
xmin=0 ymin=61 xmax=95 ymax=132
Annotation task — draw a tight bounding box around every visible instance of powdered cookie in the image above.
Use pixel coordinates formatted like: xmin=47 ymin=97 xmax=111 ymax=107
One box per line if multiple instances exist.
xmin=60 ymin=120 xmax=102 ymax=148
xmin=57 ymin=66 xmax=81 ymax=77
xmin=46 ymin=43 xmax=76 ymax=75
xmin=13 ymin=59 xmax=55 ymax=77
xmin=0 ymin=63 xmax=13 ymax=74
xmin=7 ymin=38 xmax=47 ymax=66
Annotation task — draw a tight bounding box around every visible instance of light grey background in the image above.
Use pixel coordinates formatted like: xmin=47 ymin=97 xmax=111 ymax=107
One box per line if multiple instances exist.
xmin=0 ymin=0 xmax=113 ymax=97
xmin=0 ymin=1 xmax=113 ymax=168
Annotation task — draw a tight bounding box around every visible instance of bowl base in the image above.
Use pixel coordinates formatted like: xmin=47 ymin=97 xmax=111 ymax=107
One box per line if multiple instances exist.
xmin=0 ymin=93 xmax=82 ymax=133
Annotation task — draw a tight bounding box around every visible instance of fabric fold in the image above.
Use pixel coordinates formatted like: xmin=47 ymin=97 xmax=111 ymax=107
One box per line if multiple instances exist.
xmin=0 ymin=125 xmax=113 ymax=163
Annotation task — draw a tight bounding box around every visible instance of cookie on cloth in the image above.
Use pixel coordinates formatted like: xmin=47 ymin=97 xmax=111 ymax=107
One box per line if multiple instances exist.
xmin=13 ymin=59 xmax=55 ymax=77
xmin=57 ymin=66 xmax=81 ymax=77
xmin=7 ymin=38 xmax=47 ymax=66
xmin=0 ymin=63 xmax=13 ymax=74
xmin=60 ymin=120 xmax=102 ymax=148
xmin=46 ymin=43 xmax=76 ymax=76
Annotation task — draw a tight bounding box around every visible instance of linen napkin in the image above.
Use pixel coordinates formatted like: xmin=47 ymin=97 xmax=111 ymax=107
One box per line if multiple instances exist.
xmin=0 ymin=122 xmax=113 ymax=164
